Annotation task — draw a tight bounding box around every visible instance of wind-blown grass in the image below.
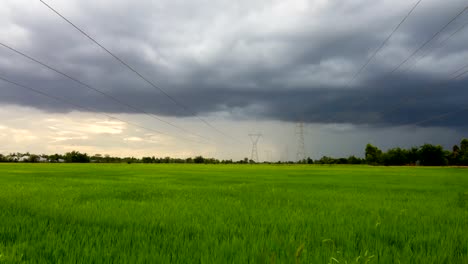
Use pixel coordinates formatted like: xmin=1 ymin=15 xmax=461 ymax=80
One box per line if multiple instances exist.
xmin=0 ymin=164 xmax=467 ymax=263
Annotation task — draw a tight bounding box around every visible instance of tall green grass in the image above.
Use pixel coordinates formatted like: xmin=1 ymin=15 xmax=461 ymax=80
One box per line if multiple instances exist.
xmin=0 ymin=164 xmax=467 ymax=263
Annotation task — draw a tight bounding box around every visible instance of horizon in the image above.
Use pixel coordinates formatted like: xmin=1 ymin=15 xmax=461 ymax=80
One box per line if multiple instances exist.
xmin=1 ymin=0 xmax=468 ymax=160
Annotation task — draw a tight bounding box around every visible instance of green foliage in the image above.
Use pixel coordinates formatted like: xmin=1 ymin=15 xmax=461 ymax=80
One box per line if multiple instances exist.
xmin=459 ymin=139 xmax=468 ymax=165
xmin=317 ymin=156 xmax=336 ymax=164
xmin=347 ymin=155 xmax=363 ymax=165
xmin=64 ymin=151 xmax=90 ymax=163
xmin=141 ymin=156 xmax=154 ymax=163
xmin=28 ymin=154 xmax=39 ymax=163
xmin=362 ymin=139 xmax=468 ymax=166
xmin=0 ymin=164 xmax=467 ymax=263
xmin=48 ymin=153 xmax=64 ymax=162
xmin=419 ymin=144 xmax=447 ymax=166
xmin=407 ymin=147 xmax=420 ymax=165
xmin=461 ymin=139 xmax=468 ymax=153
xmin=314 ymin=156 xmax=364 ymax=165
xmin=365 ymin=144 xmax=382 ymax=165
xmin=382 ymin=148 xmax=408 ymax=166
xmin=193 ymin=156 xmax=205 ymax=164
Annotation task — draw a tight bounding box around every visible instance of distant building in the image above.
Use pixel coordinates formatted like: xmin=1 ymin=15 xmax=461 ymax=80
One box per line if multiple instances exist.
xmin=18 ymin=156 xmax=30 ymax=162
xmin=8 ymin=156 xmax=19 ymax=162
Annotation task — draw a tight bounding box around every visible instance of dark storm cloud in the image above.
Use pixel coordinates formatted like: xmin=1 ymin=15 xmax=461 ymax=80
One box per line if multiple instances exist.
xmin=1 ymin=0 xmax=468 ymax=128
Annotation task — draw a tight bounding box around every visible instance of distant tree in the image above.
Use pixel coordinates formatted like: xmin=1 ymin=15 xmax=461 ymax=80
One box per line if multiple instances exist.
xmin=419 ymin=144 xmax=447 ymax=166
xmin=64 ymin=151 xmax=90 ymax=163
xmin=365 ymin=144 xmax=382 ymax=165
xmin=336 ymin=158 xmax=348 ymax=164
xmin=193 ymin=156 xmax=205 ymax=164
xmin=91 ymin=154 xmax=103 ymax=163
xmin=296 ymin=158 xmax=306 ymax=164
xmin=448 ymin=145 xmax=461 ymax=165
xmin=347 ymin=155 xmax=363 ymax=164
xmin=306 ymin=157 xmax=314 ymax=164
xmin=48 ymin=153 xmax=64 ymax=162
xmin=407 ymin=147 xmax=420 ymax=165
xmin=459 ymin=139 xmax=468 ymax=165
xmin=203 ymin=158 xmax=219 ymax=164
xmin=28 ymin=154 xmax=40 ymax=163
xmin=382 ymin=148 xmax=408 ymax=166
xmin=123 ymin=157 xmax=138 ymax=164
xmin=461 ymin=139 xmax=468 ymax=153
xmin=317 ymin=156 xmax=335 ymax=164
xmin=103 ymin=154 xmax=113 ymax=163
xmin=235 ymin=158 xmax=249 ymax=164
xmin=142 ymin=157 xmax=153 ymax=163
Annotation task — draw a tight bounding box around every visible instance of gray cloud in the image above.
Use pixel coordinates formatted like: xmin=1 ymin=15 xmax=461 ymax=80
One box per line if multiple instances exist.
xmin=1 ymin=0 xmax=468 ymax=130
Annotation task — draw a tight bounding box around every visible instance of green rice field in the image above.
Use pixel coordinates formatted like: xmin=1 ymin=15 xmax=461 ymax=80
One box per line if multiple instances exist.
xmin=0 ymin=164 xmax=467 ymax=263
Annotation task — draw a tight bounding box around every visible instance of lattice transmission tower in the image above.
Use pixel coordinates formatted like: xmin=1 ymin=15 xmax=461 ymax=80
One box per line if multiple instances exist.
xmin=249 ymin=133 xmax=262 ymax=163
xmin=296 ymin=122 xmax=306 ymax=162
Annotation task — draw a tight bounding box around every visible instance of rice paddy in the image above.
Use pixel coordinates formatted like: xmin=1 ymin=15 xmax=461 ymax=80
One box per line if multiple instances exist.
xmin=0 ymin=164 xmax=467 ymax=263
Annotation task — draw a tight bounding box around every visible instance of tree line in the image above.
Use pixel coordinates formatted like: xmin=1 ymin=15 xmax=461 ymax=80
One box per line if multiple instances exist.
xmin=363 ymin=139 xmax=468 ymax=166
xmin=0 ymin=139 xmax=467 ymax=166
xmin=0 ymin=151 xmax=248 ymax=164
xmin=295 ymin=139 xmax=467 ymax=166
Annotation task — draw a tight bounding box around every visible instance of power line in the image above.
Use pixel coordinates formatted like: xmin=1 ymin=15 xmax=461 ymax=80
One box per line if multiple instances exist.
xmin=404 ymin=69 xmax=468 ymax=127
xmin=375 ymin=66 xmax=468 ymax=122
xmin=389 ymin=6 xmax=468 ymax=75
xmin=0 ymin=74 xmax=208 ymax=145
xmin=364 ymin=8 xmax=468 ymax=122
xmin=366 ymin=11 xmax=468 ymax=118
xmin=345 ymin=0 xmax=424 ymax=88
xmin=399 ymin=10 xmax=468 ymax=74
xmin=450 ymin=63 xmax=468 ymax=78
xmin=0 ymin=42 xmax=210 ymax=142
xmin=38 ymin=0 xmax=240 ymax=143
xmin=411 ymin=106 xmax=468 ymax=127
xmin=437 ymin=17 xmax=468 ymax=48
xmin=324 ymin=0 xmax=424 ymax=122
xmin=328 ymin=5 xmax=468 ymax=124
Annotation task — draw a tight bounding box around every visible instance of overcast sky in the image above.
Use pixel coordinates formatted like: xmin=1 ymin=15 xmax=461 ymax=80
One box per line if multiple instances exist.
xmin=1 ymin=0 xmax=467 ymax=160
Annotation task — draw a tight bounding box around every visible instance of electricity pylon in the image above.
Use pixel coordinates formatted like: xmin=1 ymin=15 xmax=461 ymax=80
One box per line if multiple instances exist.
xmin=296 ymin=122 xmax=306 ymax=162
xmin=249 ymin=133 xmax=262 ymax=163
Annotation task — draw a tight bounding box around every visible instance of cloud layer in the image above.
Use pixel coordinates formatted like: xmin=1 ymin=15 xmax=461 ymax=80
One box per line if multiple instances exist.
xmin=1 ymin=0 xmax=468 ymax=130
